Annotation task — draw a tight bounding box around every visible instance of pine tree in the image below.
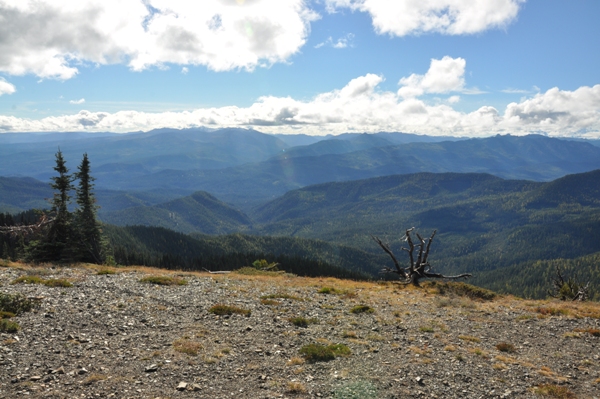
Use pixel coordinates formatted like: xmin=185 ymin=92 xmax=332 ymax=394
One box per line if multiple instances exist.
xmin=26 ymin=149 xmax=75 ymax=263
xmin=74 ymin=153 xmax=104 ymax=263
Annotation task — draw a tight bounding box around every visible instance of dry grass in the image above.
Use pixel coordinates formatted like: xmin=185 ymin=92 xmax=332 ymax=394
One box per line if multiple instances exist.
xmin=532 ymin=384 xmax=576 ymax=398
xmin=173 ymin=338 xmax=203 ymax=356
xmin=139 ymin=275 xmax=187 ymax=286
xmin=286 ymin=381 xmax=307 ymax=394
xmin=82 ymin=373 xmax=107 ymax=386
xmin=458 ymin=335 xmax=480 ymax=343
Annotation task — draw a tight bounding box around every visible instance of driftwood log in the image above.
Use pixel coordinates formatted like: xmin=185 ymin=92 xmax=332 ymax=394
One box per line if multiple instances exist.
xmin=372 ymin=228 xmax=471 ymax=286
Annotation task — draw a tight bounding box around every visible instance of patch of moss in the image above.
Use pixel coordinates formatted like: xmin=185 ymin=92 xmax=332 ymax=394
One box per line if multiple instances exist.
xmin=350 ymin=305 xmax=374 ymax=314
xmin=0 ymin=319 xmax=20 ymax=333
xmin=0 ymin=292 xmax=36 ymax=315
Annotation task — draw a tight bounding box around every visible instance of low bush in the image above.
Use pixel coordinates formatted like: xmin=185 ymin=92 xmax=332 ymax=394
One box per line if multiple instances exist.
xmin=0 ymin=319 xmax=20 ymax=333
xmin=496 ymin=342 xmax=516 ymax=353
xmin=0 ymin=292 xmax=37 ymax=315
xmin=532 ymin=384 xmax=576 ymax=398
xmin=289 ymin=317 xmax=318 ymax=328
xmin=350 ymin=305 xmax=374 ymax=314
xmin=333 ymin=380 xmax=378 ymax=399
xmin=299 ymin=343 xmax=351 ymax=362
xmin=173 ymin=338 xmax=203 ymax=356
xmin=209 ymin=304 xmax=251 ymax=316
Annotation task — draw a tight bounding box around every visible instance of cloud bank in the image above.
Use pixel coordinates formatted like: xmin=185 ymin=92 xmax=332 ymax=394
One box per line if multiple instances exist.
xmin=1 ymin=57 xmax=598 ymax=138
xmin=326 ymin=0 xmax=524 ymax=36
xmin=0 ymin=0 xmax=317 ymax=80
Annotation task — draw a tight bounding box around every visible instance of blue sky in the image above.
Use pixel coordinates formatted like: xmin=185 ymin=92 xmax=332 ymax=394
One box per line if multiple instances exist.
xmin=0 ymin=0 xmax=599 ymax=137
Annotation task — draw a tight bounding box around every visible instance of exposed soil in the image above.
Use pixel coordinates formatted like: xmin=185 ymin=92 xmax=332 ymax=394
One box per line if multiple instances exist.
xmin=1 ymin=263 xmax=599 ymax=399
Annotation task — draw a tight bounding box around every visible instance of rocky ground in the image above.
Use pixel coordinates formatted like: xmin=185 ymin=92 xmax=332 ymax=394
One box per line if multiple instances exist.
xmin=1 ymin=263 xmax=599 ymax=399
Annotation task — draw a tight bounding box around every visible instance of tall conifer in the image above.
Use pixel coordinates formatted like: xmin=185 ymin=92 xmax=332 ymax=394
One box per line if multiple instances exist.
xmin=74 ymin=153 xmax=104 ymax=263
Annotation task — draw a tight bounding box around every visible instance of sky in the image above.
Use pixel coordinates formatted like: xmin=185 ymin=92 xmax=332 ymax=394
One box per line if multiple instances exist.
xmin=0 ymin=0 xmax=599 ymax=137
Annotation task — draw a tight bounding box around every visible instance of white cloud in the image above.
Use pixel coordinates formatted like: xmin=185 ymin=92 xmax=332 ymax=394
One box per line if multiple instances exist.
xmin=181 ymin=67 xmax=189 ymax=74
xmin=398 ymin=56 xmax=466 ymax=98
xmin=2 ymin=78 xmax=598 ymax=138
xmin=0 ymin=0 xmax=318 ymax=80
xmin=326 ymin=0 xmax=524 ymax=36
xmin=314 ymin=33 xmax=354 ymax=49
xmin=69 ymin=98 xmax=85 ymax=104
xmin=0 ymin=77 xmax=15 ymax=95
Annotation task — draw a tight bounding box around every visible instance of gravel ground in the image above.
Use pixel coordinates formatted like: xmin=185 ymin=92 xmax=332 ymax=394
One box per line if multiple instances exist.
xmin=1 ymin=263 xmax=599 ymax=399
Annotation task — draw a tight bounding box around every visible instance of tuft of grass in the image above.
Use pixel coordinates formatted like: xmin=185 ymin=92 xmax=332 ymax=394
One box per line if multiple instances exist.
xmin=299 ymin=343 xmax=351 ymax=363
xmin=287 ymin=357 xmax=305 ymax=366
xmin=496 ymin=342 xmax=516 ymax=353
xmin=209 ymin=304 xmax=251 ymax=316
xmin=425 ymin=281 xmax=496 ymax=301
xmin=0 ymin=292 xmax=37 ymax=315
xmin=532 ymin=384 xmax=576 ymax=399
xmin=260 ymin=299 xmax=280 ymax=306
xmin=458 ymin=335 xmax=480 ymax=343
xmin=350 ymin=304 xmax=374 ymax=314
xmin=318 ymin=286 xmax=340 ymax=295
xmin=139 ymin=276 xmax=187 ymax=286
xmin=289 ymin=316 xmax=318 ymax=328
xmin=535 ymin=307 xmax=569 ymax=317
xmin=419 ymin=326 xmax=434 ymax=333
xmin=286 ymin=381 xmax=307 ymax=394
xmin=43 ymin=278 xmax=72 ymax=287
xmin=0 ymin=319 xmax=20 ymax=333
xmin=342 ymin=330 xmax=358 ymax=338
xmin=261 ymin=292 xmax=302 ymax=301
xmin=333 ymin=380 xmax=378 ymax=399
xmin=11 ymin=275 xmax=72 ymax=287
xmin=173 ymin=338 xmax=203 ymax=356
xmin=0 ymin=311 xmax=16 ymax=319
xmin=97 ymin=268 xmax=116 ymax=275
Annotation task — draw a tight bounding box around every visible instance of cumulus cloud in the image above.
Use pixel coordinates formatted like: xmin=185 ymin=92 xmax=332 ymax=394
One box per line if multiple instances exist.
xmin=398 ymin=56 xmax=466 ymax=98
xmin=0 ymin=0 xmax=318 ymax=80
xmin=0 ymin=77 xmax=15 ymax=95
xmin=69 ymin=98 xmax=85 ymax=104
xmin=326 ymin=0 xmax=523 ymax=36
xmin=181 ymin=67 xmax=189 ymax=74
xmin=2 ymin=75 xmax=598 ymax=138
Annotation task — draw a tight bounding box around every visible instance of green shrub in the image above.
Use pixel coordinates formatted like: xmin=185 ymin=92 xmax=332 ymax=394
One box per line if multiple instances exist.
xmin=0 ymin=319 xmax=20 ymax=333
xmin=299 ymin=343 xmax=351 ymax=362
xmin=140 ymin=276 xmax=187 ymax=286
xmin=234 ymin=267 xmax=283 ymax=276
xmin=532 ymin=384 xmax=576 ymax=398
xmin=318 ymin=287 xmax=339 ymax=294
xmin=289 ymin=317 xmax=318 ymax=328
xmin=0 ymin=292 xmax=37 ymax=315
xmin=299 ymin=344 xmax=335 ymax=362
xmin=350 ymin=305 xmax=374 ymax=314
xmin=209 ymin=304 xmax=251 ymax=316
xmin=333 ymin=380 xmax=378 ymax=399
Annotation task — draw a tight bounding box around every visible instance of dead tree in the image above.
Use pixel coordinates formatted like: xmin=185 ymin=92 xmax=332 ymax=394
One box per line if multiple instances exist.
xmin=549 ymin=265 xmax=590 ymax=301
xmin=372 ymin=228 xmax=471 ymax=286
xmin=0 ymin=214 xmax=54 ymax=237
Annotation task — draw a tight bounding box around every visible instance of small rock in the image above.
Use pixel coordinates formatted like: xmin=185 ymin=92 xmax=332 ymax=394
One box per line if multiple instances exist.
xmin=29 ymin=376 xmax=42 ymax=381
xmin=52 ymin=366 xmax=65 ymax=374
xmin=191 ymin=383 xmax=202 ymax=391
xmin=145 ymin=364 xmax=159 ymax=373
xmin=77 ymin=368 xmax=88 ymax=375
xmin=416 ymin=376 xmax=424 ymax=385
xmin=176 ymin=381 xmax=188 ymax=391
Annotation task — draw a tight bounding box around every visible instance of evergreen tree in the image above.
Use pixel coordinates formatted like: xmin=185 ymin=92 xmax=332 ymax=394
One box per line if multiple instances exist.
xmin=26 ymin=149 xmax=75 ymax=263
xmin=74 ymin=153 xmax=104 ymax=263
